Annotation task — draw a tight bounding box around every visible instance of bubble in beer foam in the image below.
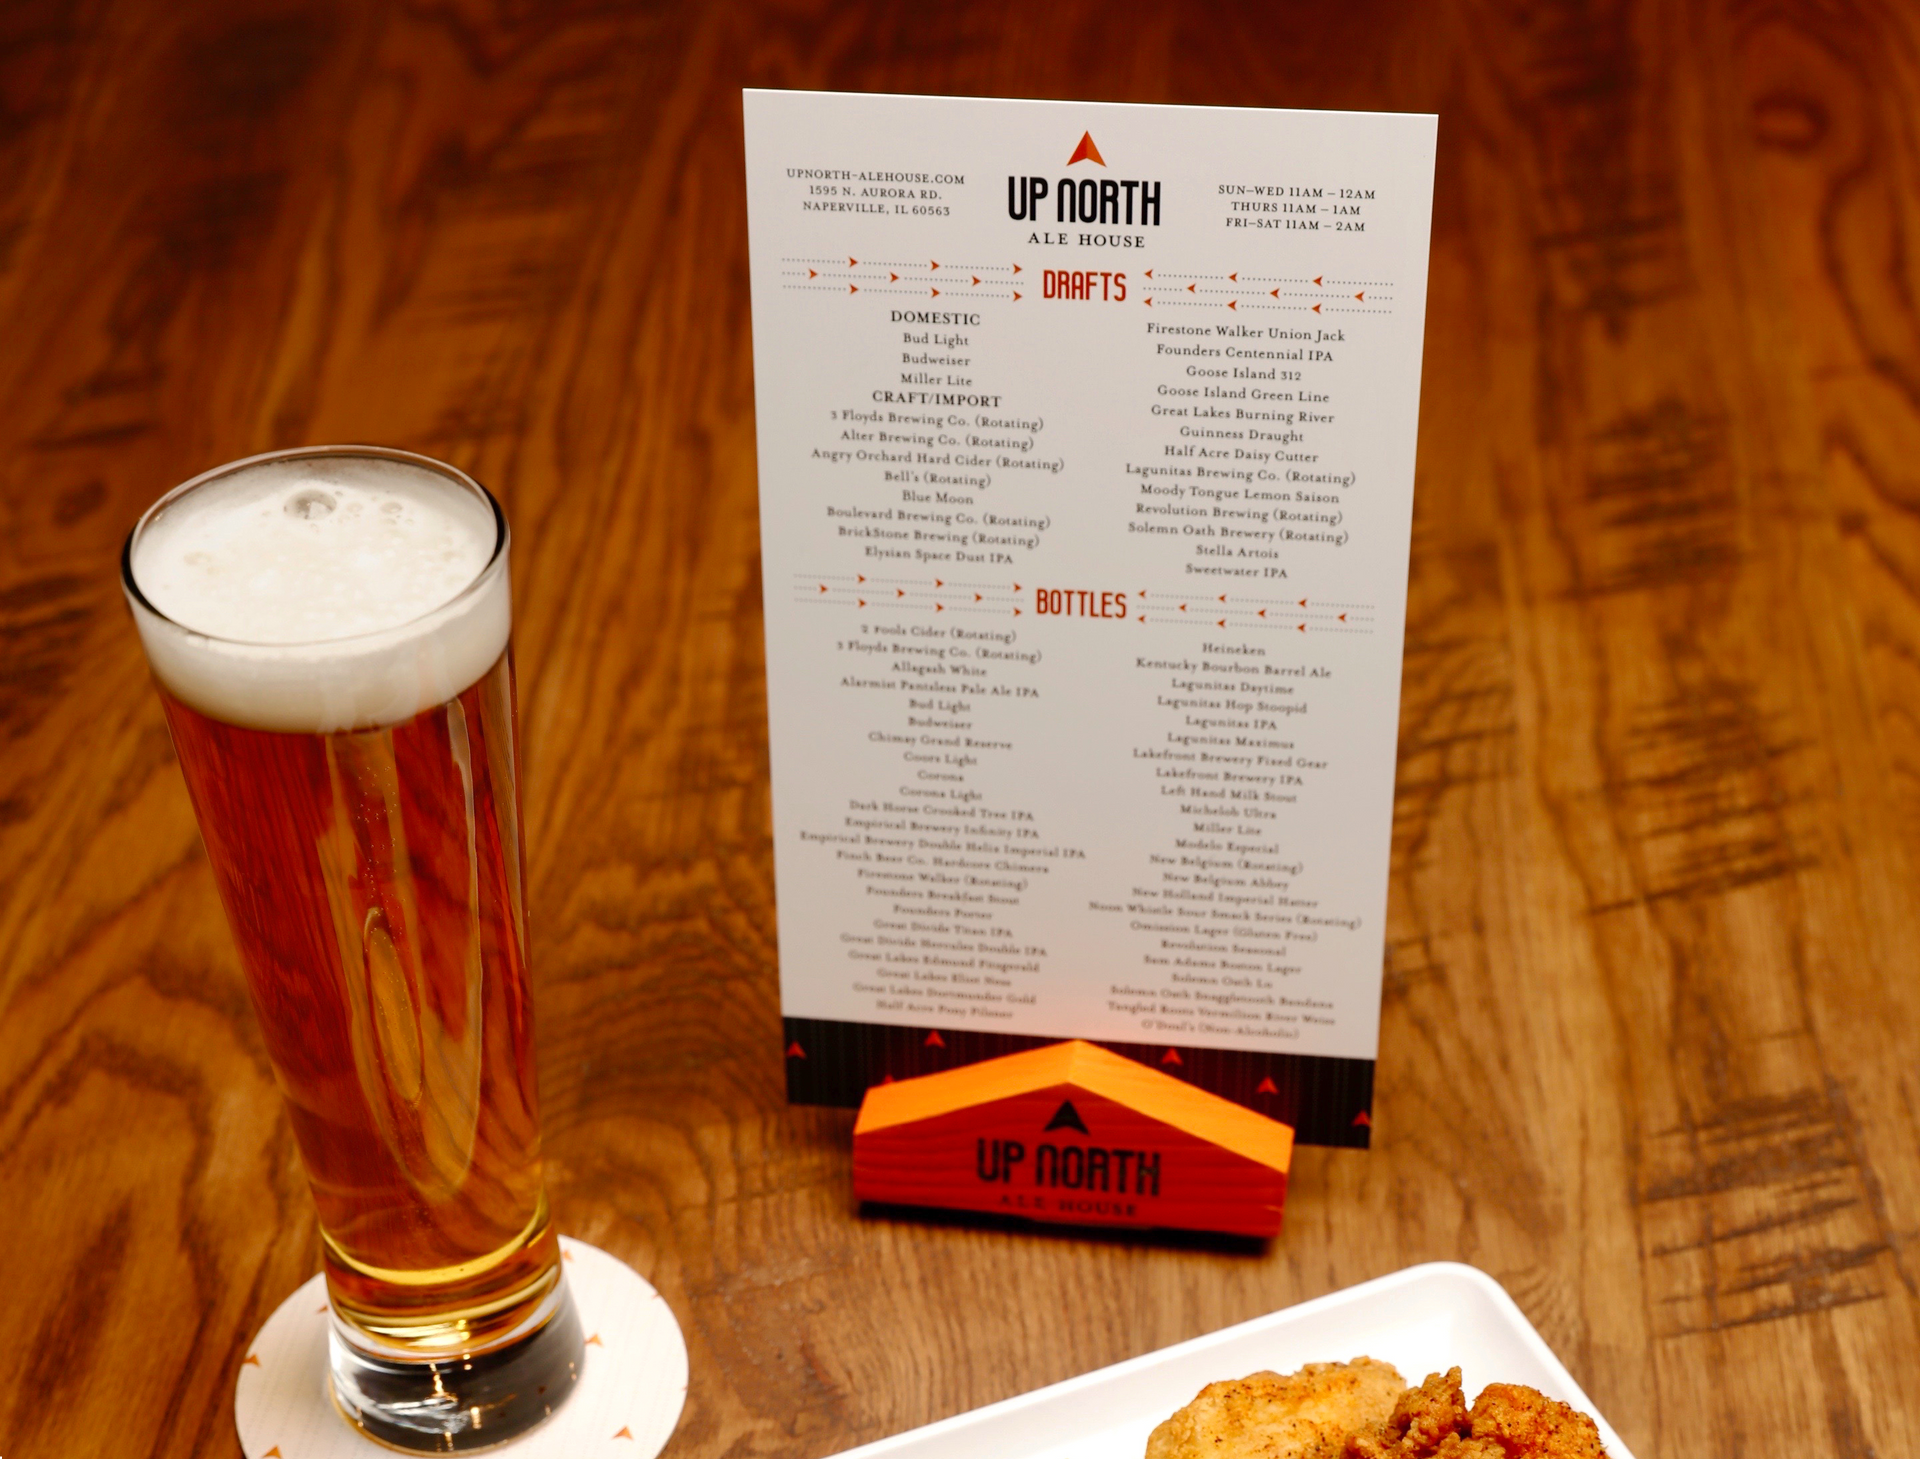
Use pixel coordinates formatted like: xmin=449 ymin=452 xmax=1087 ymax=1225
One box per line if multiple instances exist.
xmin=133 ymin=456 xmax=498 ymax=644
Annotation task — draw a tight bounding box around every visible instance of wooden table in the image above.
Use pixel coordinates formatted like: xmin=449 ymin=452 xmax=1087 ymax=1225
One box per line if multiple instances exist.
xmin=4 ymin=2 xmax=1917 ymax=1455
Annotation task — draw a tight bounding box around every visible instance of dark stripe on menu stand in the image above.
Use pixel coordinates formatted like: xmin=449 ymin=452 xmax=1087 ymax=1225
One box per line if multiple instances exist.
xmin=782 ymin=1017 xmax=1375 ymax=1149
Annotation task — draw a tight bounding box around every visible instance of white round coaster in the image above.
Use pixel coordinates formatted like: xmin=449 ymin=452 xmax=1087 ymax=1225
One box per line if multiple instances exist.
xmin=235 ymin=1237 xmax=688 ymax=1459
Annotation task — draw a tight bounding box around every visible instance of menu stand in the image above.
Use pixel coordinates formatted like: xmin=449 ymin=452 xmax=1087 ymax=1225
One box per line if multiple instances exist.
xmin=852 ymin=1040 xmax=1294 ymax=1238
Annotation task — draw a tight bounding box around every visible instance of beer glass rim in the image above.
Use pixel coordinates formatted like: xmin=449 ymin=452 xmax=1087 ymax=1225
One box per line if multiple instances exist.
xmin=120 ymin=443 xmax=508 ymax=650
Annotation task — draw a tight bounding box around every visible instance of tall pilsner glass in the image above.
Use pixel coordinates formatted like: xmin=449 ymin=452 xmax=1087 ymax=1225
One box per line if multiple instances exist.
xmin=122 ymin=446 xmax=582 ymax=1451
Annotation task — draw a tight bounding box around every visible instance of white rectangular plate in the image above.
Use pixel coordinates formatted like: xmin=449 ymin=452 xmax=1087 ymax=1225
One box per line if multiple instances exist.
xmin=833 ymin=1263 xmax=1635 ymax=1459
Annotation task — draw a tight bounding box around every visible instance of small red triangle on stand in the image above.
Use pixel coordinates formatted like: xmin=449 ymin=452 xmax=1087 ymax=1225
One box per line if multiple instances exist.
xmin=786 ymin=1042 xmax=806 ymax=1058
xmin=925 ymin=1030 xmax=946 ymax=1048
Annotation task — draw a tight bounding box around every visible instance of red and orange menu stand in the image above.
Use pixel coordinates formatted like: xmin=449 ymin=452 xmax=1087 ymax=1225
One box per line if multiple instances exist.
xmin=852 ymin=1040 xmax=1295 ymax=1238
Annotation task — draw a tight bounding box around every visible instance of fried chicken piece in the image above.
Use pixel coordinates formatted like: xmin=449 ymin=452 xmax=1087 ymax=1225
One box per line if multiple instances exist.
xmin=1344 ymin=1368 xmax=1473 ymax=1456
xmin=1146 ymin=1358 xmax=1408 ymax=1459
xmin=1464 ymin=1383 xmax=1608 ymax=1457
xmin=1344 ymin=1374 xmax=1608 ymax=1459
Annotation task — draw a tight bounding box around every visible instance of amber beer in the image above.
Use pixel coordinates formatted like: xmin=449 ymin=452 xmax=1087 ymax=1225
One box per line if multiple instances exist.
xmin=123 ymin=447 xmax=580 ymax=1451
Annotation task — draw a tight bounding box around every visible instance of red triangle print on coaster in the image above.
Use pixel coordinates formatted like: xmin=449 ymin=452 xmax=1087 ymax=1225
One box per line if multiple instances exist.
xmin=924 ymin=1030 xmax=946 ymax=1048
xmin=1256 ymin=1076 xmax=1279 ymax=1094
xmin=1160 ymin=1047 xmax=1183 ymax=1066
xmin=1353 ymin=1110 xmax=1372 ymax=1127
xmin=786 ymin=1042 xmax=806 ymax=1058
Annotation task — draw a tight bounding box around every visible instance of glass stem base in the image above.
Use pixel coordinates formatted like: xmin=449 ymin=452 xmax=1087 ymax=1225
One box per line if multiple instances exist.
xmin=328 ymin=1277 xmax=584 ymax=1452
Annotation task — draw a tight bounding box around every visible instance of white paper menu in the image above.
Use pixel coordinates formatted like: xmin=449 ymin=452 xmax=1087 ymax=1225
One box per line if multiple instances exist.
xmin=745 ymin=90 xmax=1434 ymax=1146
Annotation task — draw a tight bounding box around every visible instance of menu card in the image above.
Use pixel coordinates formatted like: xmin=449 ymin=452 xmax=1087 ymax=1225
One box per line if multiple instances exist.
xmin=744 ymin=90 xmax=1435 ymax=1146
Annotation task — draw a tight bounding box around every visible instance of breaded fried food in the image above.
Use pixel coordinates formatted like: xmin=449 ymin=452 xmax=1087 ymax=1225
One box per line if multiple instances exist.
xmin=1343 ymin=1367 xmax=1473 ymax=1455
xmin=1145 ymin=1357 xmax=1408 ymax=1459
xmin=1343 ymin=1371 xmax=1608 ymax=1458
xmin=1462 ymin=1383 xmax=1608 ymax=1457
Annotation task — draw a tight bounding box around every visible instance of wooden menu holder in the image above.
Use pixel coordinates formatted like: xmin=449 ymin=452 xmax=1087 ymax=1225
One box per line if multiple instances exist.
xmin=851 ymin=1040 xmax=1294 ymax=1237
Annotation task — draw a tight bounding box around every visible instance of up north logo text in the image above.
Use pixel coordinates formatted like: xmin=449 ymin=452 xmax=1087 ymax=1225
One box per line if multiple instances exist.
xmin=1008 ymin=131 xmax=1159 ymax=249
xmin=971 ymin=1099 xmax=1164 ymax=1218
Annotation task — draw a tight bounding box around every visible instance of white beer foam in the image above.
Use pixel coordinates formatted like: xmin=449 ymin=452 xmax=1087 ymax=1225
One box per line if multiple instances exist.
xmin=126 ymin=451 xmax=511 ymax=733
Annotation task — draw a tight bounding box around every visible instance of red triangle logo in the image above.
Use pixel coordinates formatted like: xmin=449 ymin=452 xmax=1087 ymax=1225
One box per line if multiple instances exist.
xmin=1353 ymin=1110 xmax=1372 ymax=1127
xmin=786 ymin=1042 xmax=805 ymax=1058
xmin=1160 ymin=1048 xmax=1183 ymax=1066
xmin=1067 ymin=131 xmax=1106 ymax=166
xmin=1256 ymin=1076 xmax=1279 ymax=1094
xmin=925 ymin=1030 xmax=946 ymax=1048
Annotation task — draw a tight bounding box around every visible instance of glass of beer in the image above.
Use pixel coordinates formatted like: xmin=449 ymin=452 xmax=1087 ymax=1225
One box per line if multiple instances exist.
xmin=121 ymin=446 xmax=583 ymax=1451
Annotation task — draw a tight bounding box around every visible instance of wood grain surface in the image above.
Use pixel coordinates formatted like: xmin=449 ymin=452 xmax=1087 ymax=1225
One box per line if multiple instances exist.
xmin=3 ymin=2 xmax=1919 ymax=1455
